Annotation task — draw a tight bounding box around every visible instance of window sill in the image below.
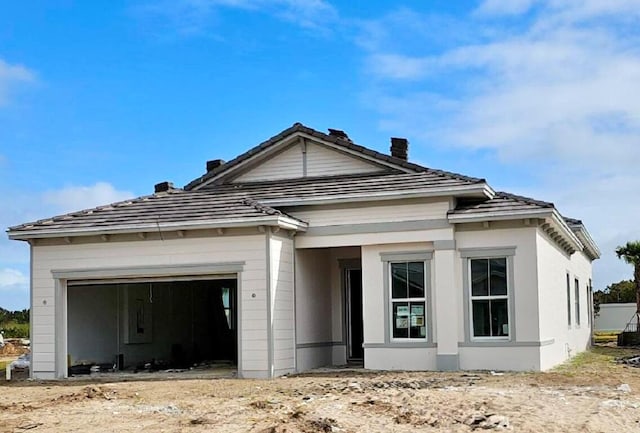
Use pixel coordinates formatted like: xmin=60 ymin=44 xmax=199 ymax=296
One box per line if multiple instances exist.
xmin=366 ymin=342 xmax=436 ymax=349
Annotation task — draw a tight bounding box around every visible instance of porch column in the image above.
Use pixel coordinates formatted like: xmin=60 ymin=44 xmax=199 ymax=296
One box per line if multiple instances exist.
xmin=433 ymin=241 xmax=459 ymax=370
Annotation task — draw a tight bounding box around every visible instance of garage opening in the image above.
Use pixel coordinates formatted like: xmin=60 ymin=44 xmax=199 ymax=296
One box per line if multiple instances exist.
xmin=66 ymin=277 xmax=237 ymax=374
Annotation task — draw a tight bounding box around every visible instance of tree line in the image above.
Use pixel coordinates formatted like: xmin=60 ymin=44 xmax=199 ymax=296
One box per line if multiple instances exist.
xmin=0 ymin=307 xmax=30 ymax=338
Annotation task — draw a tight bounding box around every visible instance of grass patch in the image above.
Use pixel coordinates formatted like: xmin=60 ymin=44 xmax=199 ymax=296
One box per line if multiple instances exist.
xmin=0 ymin=360 xmax=8 ymax=371
xmin=553 ymin=345 xmax=634 ymax=374
xmin=594 ymin=333 xmax=619 ymax=344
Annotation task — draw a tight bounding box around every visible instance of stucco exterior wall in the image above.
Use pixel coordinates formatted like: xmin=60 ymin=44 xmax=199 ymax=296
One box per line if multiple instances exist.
xmin=536 ymin=229 xmax=593 ymax=370
xmin=455 ymin=226 xmax=543 ymax=371
xmin=31 ymin=233 xmax=267 ymax=379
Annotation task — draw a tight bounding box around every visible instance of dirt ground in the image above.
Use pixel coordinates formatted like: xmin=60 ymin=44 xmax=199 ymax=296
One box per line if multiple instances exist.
xmin=1 ymin=345 xmax=640 ymax=433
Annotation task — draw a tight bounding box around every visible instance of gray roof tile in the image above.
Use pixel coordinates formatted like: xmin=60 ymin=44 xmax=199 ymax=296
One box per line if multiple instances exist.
xmin=450 ymin=191 xmax=554 ymax=216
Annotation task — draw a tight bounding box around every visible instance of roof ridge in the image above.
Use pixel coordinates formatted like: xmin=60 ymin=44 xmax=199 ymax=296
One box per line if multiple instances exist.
xmin=239 ymin=197 xmax=304 ymax=223
xmin=240 ymin=197 xmax=283 ymax=216
xmin=495 ymin=191 xmax=554 ymax=208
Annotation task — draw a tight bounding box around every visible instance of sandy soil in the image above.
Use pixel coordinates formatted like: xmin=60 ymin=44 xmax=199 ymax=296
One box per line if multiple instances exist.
xmin=1 ymin=350 xmax=640 ymax=433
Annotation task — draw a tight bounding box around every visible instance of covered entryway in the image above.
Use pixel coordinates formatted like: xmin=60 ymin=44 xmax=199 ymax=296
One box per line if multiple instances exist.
xmin=294 ymin=246 xmax=362 ymax=371
xmin=66 ymin=276 xmax=237 ymax=374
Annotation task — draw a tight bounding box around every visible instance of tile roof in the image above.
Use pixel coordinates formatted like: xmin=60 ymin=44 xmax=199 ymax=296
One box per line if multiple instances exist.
xmin=210 ymin=171 xmax=486 ymax=203
xmin=450 ymin=191 xmax=554 ymax=216
xmin=9 ymin=171 xmax=487 ymax=235
xmin=8 ymin=190 xmax=302 ymax=234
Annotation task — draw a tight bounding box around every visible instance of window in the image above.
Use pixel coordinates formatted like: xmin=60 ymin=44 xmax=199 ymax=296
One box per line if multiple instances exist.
xmin=469 ymin=258 xmax=509 ymax=338
xmin=390 ymin=261 xmax=427 ymax=340
xmin=574 ymin=278 xmax=580 ymax=326
xmin=566 ymin=273 xmax=572 ymax=327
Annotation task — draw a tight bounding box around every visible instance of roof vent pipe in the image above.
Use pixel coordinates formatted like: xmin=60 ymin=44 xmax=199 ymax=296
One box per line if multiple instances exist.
xmin=390 ymin=137 xmax=409 ymax=161
xmin=154 ymin=181 xmax=174 ymax=193
xmin=206 ymin=159 xmax=225 ymax=172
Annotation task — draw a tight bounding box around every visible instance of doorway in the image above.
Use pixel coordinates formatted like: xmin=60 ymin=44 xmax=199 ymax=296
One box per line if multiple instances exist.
xmin=66 ymin=277 xmax=238 ymax=374
xmin=345 ymin=268 xmax=364 ymax=361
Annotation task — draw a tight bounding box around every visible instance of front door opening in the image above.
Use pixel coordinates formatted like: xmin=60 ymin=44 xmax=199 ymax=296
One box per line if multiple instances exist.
xmin=346 ymin=268 xmax=364 ymax=361
xmin=66 ymin=278 xmax=237 ymax=375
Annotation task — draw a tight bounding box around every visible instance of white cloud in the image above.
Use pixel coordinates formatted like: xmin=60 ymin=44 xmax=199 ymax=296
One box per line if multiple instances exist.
xmin=0 ymin=58 xmax=36 ymax=107
xmin=136 ymin=0 xmax=337 ymax=35
xmin=358 ymin=4 xmax=640 ymax=289
xmin=0 ymin=268 xmax=28 ymax=291
xmin=42 ymin=182 xmax=135 ymax=214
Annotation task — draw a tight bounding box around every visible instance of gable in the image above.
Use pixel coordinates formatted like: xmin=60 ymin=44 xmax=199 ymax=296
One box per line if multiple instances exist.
xmin=233 ymin=141 xmax=388 ymax=183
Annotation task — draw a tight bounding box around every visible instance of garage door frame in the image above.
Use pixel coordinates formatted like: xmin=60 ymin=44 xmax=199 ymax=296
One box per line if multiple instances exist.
xmin=52 ymin=261 xmax=245 ymax=378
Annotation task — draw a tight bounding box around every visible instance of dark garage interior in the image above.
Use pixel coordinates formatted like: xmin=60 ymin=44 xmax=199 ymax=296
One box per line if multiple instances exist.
xmin=67 ymin=278 xmax=237 ymax=374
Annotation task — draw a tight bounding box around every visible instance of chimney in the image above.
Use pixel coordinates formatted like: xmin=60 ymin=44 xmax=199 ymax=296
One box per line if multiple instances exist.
xmin=206 ymin=159 xmax=225 ymax=172
xmin=154 ymin=181 xmax=174 ymax=193
xmin=390 ymin=137 xmax=409 ymax=160
xmin=328 ymin=128 xmax=351 ymax=141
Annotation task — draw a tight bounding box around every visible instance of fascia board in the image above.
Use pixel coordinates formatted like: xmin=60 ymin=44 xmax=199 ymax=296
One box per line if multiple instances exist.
xmin=447 ymin=208 xmax=553 ymax=223
xmin=574 ymin=227 xmax=601 ymax=259
xmin=259 ymin=184 xmax=491 ymax=207
xmin=7 ymin=215 xmax=308 ymax=240
xmin=550 ymin=210 xmax=584 ymax=250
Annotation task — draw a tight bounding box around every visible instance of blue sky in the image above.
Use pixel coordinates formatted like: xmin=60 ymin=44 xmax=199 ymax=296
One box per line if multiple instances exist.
xmin=2 ymin=0 xmax=640 ymax=310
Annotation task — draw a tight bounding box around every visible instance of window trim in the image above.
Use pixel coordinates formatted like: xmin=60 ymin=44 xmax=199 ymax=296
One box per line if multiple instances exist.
xmin=381 ymin=251 xmax=433 ymax=346
xmin=566 ymin=272 xmax=572 ymax=328
xmin=461 ymin=247 xmax=516 ymax=344
xmin=574 ymin=277 xmax=581 ymax=327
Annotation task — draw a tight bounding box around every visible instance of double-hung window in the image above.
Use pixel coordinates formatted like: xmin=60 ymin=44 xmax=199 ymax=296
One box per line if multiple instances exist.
xmin=469 ymin=257 xmax=509 ymax=338
xmin=390 ymin=261 xmax=427 ymax=340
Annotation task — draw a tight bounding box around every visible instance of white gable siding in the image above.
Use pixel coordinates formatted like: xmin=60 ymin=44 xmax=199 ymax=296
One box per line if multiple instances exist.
xmin=232 ymin=141 xmax=386 ymax=183
xmin=235 ymin=145 xmax=303 ymax=182
xmin=30 ymin=235 xmax=267 ymax=379
xmin=269 ymin=232 xmax=296 ymax=376
xmin=305 ymin=142 xmax=384 ymax=177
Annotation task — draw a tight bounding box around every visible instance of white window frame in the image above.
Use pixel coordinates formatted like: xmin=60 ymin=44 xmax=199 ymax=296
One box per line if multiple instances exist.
xmin=468 ymin=256 xmax=511 ymax=341
xmin=380 ymin=250 xmax=435 ymax=349
xmin=574 ymin=278 xmax=581 ymax=327
xmin=388 ymin=260 xmax=428 ymax=342
xmin=566 ymin=272 xmax=572 ymax=328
